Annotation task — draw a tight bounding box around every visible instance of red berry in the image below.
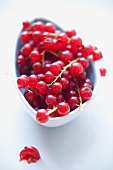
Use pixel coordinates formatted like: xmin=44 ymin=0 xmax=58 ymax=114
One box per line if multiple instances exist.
xmin=56 ymin=94 xmax=64 ymax=103
xmin=50 ymin=62 xmax=61 ymax=76
xmin=80 ymin=82 xmax=93 ymax=89
xmin=68 ymin=96 xmax=80 ymax=109
xmin=22 ymin=20 xmax=31 ymax=29
xmin=21 ymin=43 xmax=33 ymax=57
xmin=51 ymin=82 xmax=62 ymax=94
xmin=70 ymin=62 xmax=83 ymax=76
xmin=41 ymin=31 xmax=51 ymax=41
xmin=43 ymin=38 xmax=54 ymax=50
xmin=46 ymin=86 xmax=54 ymax=95
xmin=60 ymin=77 xmax=69 ymax=89
xmin=59 ymin=50 xmax=73 ymax=64
xmin=65 ymin=90 xmax=78 ymax=100
xmin=19 ymin=65 xmax=30 ymax=75
xmin=56 ymin=32 xmax=68 ymax=50
xmin=28 ymin=74 xmax=38 ymax=88
xmin=52 ymin=38 xmax=59 ymax=51
xmin=84 ymin=78 xmax=93 ymax=87
xmin=37 ymin=73 xmax=45 ymax=81
xmin=29 ymin=96 xmax=41 ymax=108
xmin=62 ymin=70 xmax=72 ymax=81
xmin=57 ymin=102 xmax=70 ymax=116
xmin=44 ymin=22 xmax=56 ymax=33
xmin=66 ymin=44 xmax=78 ymax=56
xmin=17 ymin=75 xmax=29 ymax=88
xmin=31 ymin=21 xmax=45 ymax=32
xmin=68 ymin=80 xmax=77 ymax=90
xmin=16 ymin=55 xmax=26 ymax=66
xmin=36 ymin=109 xmax=49 ymax=123
xmin=56 ymin=60 xmax=65 ymax=68
xmin=24 ymin=89 xmax=37 ymax=101
xmin=79 ymin=44 xmax=93 ymax=57
xmin=19 ymin=146 xmax=41 ymax=163
xmin=43 ymin=63 xmax=51 ymax=73
xmin=45 ymin=71 xmax=54 ymax=83
xmin=92 ymin=49 xmax=102 ymax=61
xmin=33 ymin=62 xmax=42 ymax=74
xmin=65 ymin=29 xmax=76 ymax=37
xmin=20 ymin=31 xmax=31 ymax=43
xmin=30 ymin=50 xmax=41 ymax=63
xmin=37 ymin=81 xmax=47 ymax=95
xmin=70 ymin=36 xmax=82 ymax=50
xmin=75 ymin=70 xmax=87 ymax=84
xmin=79 ymin=57 xmax=89 ymax=69
xmin=80 ymin=87 xmax=92 ymax=100
xmin=45 ymin=94 xmax=57 ymax=106
xmin=37 ymin=41 xmax=44 ymax=53
xmin=99 ymin=67 xmax=106 ymax=77
xmin=32 ymin=30 xmax=42 ymax=43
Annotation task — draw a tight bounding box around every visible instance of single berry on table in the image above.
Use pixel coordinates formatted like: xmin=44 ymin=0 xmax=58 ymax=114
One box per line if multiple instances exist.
xmin=99 ymin=67 xmax=106 ymax=77
xmin=19 ymin=146 xmax=41 ymax=163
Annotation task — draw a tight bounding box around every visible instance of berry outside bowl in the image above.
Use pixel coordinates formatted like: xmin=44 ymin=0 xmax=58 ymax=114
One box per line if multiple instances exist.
xmin=14 ymin=18 xmax=100 ymax=127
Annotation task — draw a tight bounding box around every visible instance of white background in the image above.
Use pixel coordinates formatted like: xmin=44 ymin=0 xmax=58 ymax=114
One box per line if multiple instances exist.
xmin=0 ymin=0 xmax=113 ymax=169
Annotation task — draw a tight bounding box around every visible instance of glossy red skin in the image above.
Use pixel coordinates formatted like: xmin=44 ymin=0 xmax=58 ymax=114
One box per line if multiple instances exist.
xmin=19 ymin=146 xmax=41 ymax=163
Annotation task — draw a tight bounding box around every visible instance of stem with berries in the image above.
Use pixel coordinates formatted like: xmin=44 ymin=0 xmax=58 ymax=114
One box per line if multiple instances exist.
xmin=49 ymin=57 xmax=80 ymax=86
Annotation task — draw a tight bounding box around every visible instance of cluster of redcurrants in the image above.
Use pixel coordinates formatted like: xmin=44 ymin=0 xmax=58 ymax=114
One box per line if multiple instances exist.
xmin=16 ymin=19 xmax=103 ymax=123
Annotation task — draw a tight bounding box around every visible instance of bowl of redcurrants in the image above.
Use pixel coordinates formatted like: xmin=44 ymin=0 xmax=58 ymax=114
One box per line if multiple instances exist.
xmin=14 ymin=18 xmax=101 ymax=127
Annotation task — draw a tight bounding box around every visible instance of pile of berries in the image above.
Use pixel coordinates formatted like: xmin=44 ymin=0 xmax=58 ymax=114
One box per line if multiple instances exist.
xmin=16 ymin=18 xmax=103 ymax=123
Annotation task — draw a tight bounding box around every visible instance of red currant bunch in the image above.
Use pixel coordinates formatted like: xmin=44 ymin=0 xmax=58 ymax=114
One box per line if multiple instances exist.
xmin=16 ymin=18 xmax=104 ymax=124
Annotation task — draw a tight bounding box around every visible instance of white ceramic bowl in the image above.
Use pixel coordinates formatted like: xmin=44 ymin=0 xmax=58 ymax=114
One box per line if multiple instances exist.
xmin=14 ymin=18 xmax=100 ymax=127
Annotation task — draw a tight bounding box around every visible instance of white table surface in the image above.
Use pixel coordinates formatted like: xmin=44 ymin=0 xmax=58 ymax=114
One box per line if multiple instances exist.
xmin=0 ymin=0 xmax=113 ymax=170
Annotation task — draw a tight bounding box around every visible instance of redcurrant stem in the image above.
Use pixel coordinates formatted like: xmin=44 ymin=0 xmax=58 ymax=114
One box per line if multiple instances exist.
xmin=78 ymin=97 xmax=83 ymax=111
xmin=41 ymin=49 xmax=58 ymax=67
xmin=46 ymin=106 xmax=57 ymax=115
xmin=49 ymin=57 xmax=80 ymax=86
xmin=33 ymin=47 xmax=38 ymax=50
xmin=29 ymin=31 xmax=33 ymax=34
xmin=47 ymin=50 xmax=58 ymax=57
xmin=50 ymin=33 xmax=58 ymax=38
xmin=34 ymin=106 xmax=57 ymax=116
xmin=6 ymin=73 xmax=17 ymax=79
xmin=73 ymin=77 xmax=83 ymax=110
xmin=28 ymin=85 xmax=38 ymax=95
xmin=41 ymin=49 xmax=46 ymax=67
